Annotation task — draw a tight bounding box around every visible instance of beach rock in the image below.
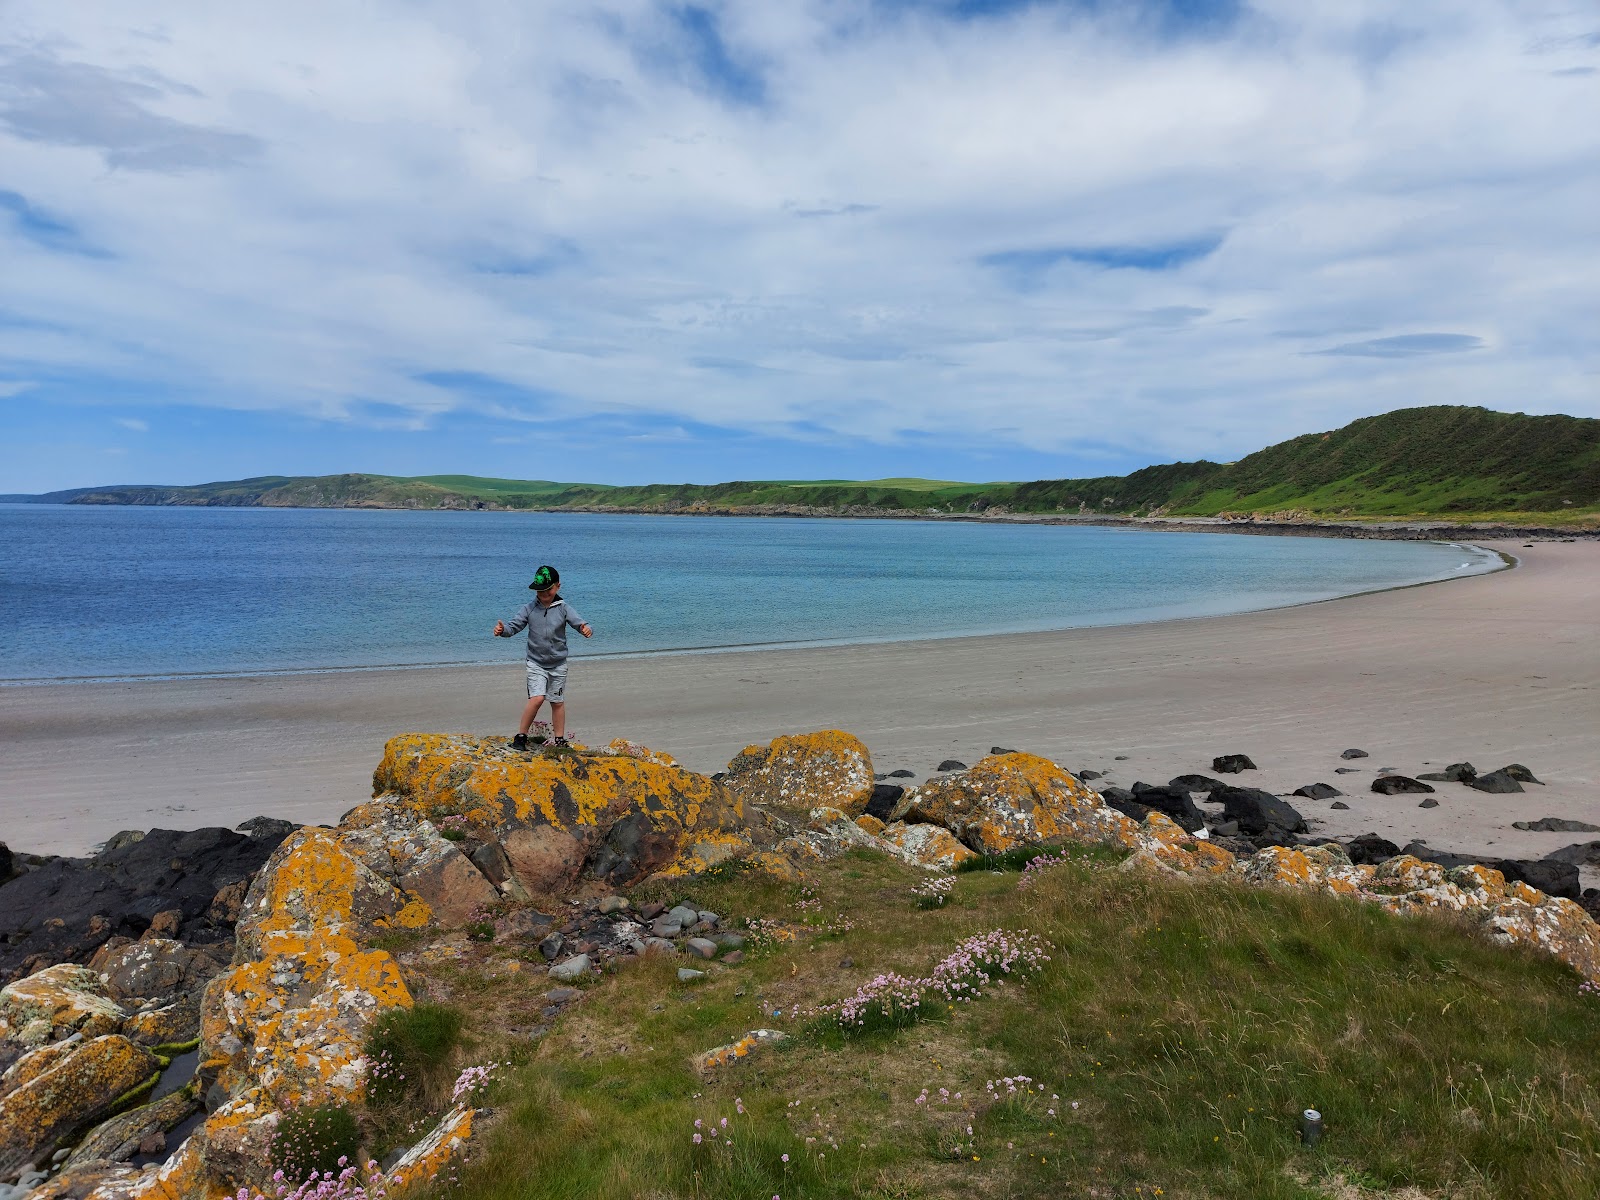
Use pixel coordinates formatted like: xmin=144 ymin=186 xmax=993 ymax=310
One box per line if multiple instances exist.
xmin=0 ymin=826 xmax=290 ymax=986
xmin=1292 ymin=783 xmax=1344 ymax=801
xmin=864 ymin=784 xmax=905 ymax=821
xmin=1544 ymin=842 xmax=1600 ymax=868
xmin=237 ymin=816 xmax=300 ymax=841
xmin=1329 ymin=801 xmax=1350 ymax=810
xmin=374 ymin=733 xmax=751 ymax=889
xmin=1344 ymin=833 xmax=1401 ymax=865
xmin=886 ymin=769 xmax=916 ymax=779
xmin=0 ymin=844 xmax=14 ymax=887
xmin=989 ymin=747 xmax=1017 ymax=756
xmin=1098 ymin=786 xmax=1137 ymax=806
xmin=1399 ymin=841 xmax=1475 ymax=869
xmin=1493 ymin=859 xmax=1581 ymax=901
xmin=1214 ymin=787 xmax=1307 ymax=838
xmin=1334 ymin=767 xmax=1361 ymax=774
xmin=1468 ymin=770 xmax=1524 ymax=794
xmin=902 ymin=753 xmax=1111 ymax=855
xmin=1371 ymin=775 xmax=1435 ymax=796
xmin=878 ymin=822 xmax=978 ymax=870
xmin=1500 ymin=763 xmax=1543 ymax=785
xmin=1170 ymin=774 xmax=1225 ymax=794
xmin=1078 ymin=770 xmax=1103 ymax=781
xmin=1415 ymin=762 xmax=1477 ymax=783
xmin=1514 ymin=818 xmax=1600 ymax=833
xmin=685 ymin=938 xmax=717 ymax=960
xmin=1127 ymin=784 xmax=1206 ymax=833
xmin=718 ymin=730 xmax=874 ymax=818
xmin=936 ymin=759 xmax=968 ymax=773
xmin=1340 ymin=749 xmax=1369 ymax=760
xmin=62 ymin=1086 xmax=199 ymax=1170
xmin=1212 ymin=754 xmax=1257 ymax=774
xmin=0 ymin=1035 xmax=160 ymax=1178
xmin=1418 ymin=798 xmax=1440 ymax=809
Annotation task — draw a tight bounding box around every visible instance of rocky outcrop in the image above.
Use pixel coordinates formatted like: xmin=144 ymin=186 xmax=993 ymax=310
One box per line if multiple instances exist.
xmin=0 ymin=1035 xmax=160 ymax=1177
xmin=722 ymin=731 xmax=874 ymax=817
xmin=373 ymin=733 xmax=751 ymax=891
xmin=0 ymin=828 xmax=289 ymax=986
xmin=902 ymin=753 xmax=1111 ymax=854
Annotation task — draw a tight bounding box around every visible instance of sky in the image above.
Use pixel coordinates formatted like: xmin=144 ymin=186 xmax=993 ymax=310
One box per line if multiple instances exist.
xmin=1 ymin=0 xmax=1597 ymax=493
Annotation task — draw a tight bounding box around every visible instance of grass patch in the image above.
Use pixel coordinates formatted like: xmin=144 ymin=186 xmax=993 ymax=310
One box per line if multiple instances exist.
xmin=410 ymin=850 xmax=1600 ymax=1199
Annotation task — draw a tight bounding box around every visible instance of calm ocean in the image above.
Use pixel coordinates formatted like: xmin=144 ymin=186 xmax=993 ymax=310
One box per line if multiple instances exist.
xmin=0 ymin=505 xmax=1498 ymax=684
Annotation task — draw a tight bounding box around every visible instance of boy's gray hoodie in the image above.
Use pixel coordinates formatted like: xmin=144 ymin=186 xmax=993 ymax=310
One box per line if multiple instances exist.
xmin=502 ymin=597 xmax=589 ymax=668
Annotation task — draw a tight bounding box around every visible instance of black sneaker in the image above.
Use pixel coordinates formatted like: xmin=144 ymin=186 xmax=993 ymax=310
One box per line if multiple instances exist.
xmin=511 ymin=733 xmax=528 ymax=751
xmin=549 ymin=736 xmax=570 ymax=749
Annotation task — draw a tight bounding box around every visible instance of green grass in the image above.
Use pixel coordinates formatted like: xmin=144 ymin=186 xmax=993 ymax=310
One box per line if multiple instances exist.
xmin=410 ymin=849 xmax=1600 ymax=1200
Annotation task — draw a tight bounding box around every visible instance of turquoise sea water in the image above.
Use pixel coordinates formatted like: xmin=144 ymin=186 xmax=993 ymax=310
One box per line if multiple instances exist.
xmin=0 ymin=505 xmax=1498 ymax=684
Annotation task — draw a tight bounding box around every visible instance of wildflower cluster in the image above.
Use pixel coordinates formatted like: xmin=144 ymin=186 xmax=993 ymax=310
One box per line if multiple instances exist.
xmin=985 ymin=1075 xmax=1061 ymax=1118
xmin=793 ymin=884 xmax=823 ymax=916
xmin=234 ymin=1160 xmax=397 ymax=1200
xmin=743 ymin=916 xmax=799 ymax=947
xmin=1581 ymin=979 xmax=1600 ymax=1001
xmin=912 ymin=876 xmax=954 ymax=908
xmin=924 ymin=929 xmax=1051 ymax=1003
xmin=434 ymin=814 xmax=470 ymax=842
xmin=807 ymin=929 xmax=1050 ymax=1033
xmin=363 ymin=1046 xmax=407 ymax=1107
xmin=451 ymin=1061 xmax=501 ymax=1105
xmin=1016 ymin=850 xmax=1072 ymax=889
xmin=689 ymin=1097 xmax=746 ymax=1149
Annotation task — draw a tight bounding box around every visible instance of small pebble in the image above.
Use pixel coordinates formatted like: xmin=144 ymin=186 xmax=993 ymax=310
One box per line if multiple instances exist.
xmin=678 ymin=968 xmax=706 ymax=983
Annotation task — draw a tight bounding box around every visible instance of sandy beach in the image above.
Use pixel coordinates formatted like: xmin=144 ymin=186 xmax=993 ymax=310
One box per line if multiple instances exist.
xmin=2 ymin=538 xmax=1596 ymax=873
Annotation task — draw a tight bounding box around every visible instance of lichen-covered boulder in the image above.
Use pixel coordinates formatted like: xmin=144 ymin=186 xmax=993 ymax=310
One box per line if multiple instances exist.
xmin=0 ymin=965 xmax=126 ymax=1046
xmin=93 ymin=938 xmax=227 ymax=1005
xmin=0 ymin=1035 xmax=160 ymax=1177
xmin=63 ymin=1086 xmax=199 ymax=1170
xmin=879 ymin=822 xmax=978 ymax=870
xmin=722 ymin=730 xmax=874 ymax=817
xmin=903 ymin=753 xmax=1115 ymax=854
xmin=373 ymin=733 xmax=750 ymax=891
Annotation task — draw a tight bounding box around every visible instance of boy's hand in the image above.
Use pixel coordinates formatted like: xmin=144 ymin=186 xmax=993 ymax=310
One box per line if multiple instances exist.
xmin=580 ymin=625 xmax=593 ymax=638
xmin=493 ymin=621 xmax=506 ymax=637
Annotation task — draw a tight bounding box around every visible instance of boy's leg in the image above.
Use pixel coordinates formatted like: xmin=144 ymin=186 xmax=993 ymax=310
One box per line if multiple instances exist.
xmin=547 ymin=664 xmax=570 ymax=739
xmin=550 ymin=701 xmax=565 ymax=738
xmin=518 ymin=695 xmax=545 ymax=736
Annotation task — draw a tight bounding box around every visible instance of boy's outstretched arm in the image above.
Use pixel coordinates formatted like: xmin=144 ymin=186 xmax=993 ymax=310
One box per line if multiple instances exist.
xmin=495 ymin=605 xmax=532 ymax=638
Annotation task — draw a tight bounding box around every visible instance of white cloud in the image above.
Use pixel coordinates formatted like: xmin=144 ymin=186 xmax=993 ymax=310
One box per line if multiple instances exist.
xmin=0 ymin=0 xmax=1595 ymax=471
xmin=114 ymin=416 xmax=148 ymax=431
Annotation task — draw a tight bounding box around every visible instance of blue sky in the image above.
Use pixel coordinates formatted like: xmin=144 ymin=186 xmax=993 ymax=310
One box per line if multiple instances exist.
xmin=1 ymin=0 xmax=1597 ymax=492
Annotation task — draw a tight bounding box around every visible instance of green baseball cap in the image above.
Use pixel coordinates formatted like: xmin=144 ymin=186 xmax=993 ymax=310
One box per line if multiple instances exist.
xmin=529 ymin=565 xmax=560 ymax=591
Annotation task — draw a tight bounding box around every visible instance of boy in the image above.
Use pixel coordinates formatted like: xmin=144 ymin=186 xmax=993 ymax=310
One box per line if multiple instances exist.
xmin=493 ymin=564 xmax=593 ymax=750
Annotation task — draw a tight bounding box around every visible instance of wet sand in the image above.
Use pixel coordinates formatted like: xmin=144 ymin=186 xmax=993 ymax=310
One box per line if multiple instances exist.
xmin=2 ymin=540 xmax=1596 ymax=871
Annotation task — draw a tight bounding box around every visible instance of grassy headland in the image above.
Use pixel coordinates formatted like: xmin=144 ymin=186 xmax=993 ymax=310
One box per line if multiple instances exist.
xmin=13 ymin=406 xmax=1599 ymax=526
xmin=403 ymin=846 xmax=1600 ymax=1199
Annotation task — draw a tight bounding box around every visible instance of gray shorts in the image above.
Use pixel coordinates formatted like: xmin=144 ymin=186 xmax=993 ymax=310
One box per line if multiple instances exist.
xmin=526 ymin=661 xmax=568 ymax=703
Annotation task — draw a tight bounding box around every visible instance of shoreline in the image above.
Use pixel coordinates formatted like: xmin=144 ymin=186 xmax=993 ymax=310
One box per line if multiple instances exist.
xmin=2 ymin=539 xmax=1595 ymax=874
xmin=0 ymin=538 xmax=1508 ymax=689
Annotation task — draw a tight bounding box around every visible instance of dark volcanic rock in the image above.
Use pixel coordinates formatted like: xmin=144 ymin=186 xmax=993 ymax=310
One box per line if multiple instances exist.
xmin=935 ymin=759 xmax=968 ymax=773
xmin=1334 ymin=767 xmax=1362 ymax=774
xmin=1128 ymin=783 xmax=1206 ymax=833
xmin=1415 ymin=762 xmax=1477 ymax=783
xmin=1582 ymin=890 xmax=1600 ymax=923
xmin=864 ymin=784 xmax=905 ymax=821
xmin=1501 ymin=763 xmax=1543 ymax=785
xmin=1345 ymin=832 xmax=1401 ymax=865
xmin=1099 ymin=791 xmax=1157 ymax=825
xmin=1098 ymin=786 xmax=1137 ymax=807
xmin=237 ymin=815 xmax=301 ymax=840
xmin=1078 ymin=769 xmax=1103 ymax=781
xmin=1329 ymin=801 xmax=1350 ymax=810
xmin=989 ymin=746 xmax=1017 ymax=756
xmin=1215 ymin=786 xmax=1306 ymax=836
xmin=1340 ymin=749 xmax=1369 ymax=760
xmin=1493 ymin=859 xmax=1580 ymax=901
xmin=1371 ymin=776 xmax=1435 ymax=796
xmin=1292 ymin=783 xmax=1344 ymax=801
xmin=1170 ymin=774 xmax=1226 ymax=794
xmin=1211 ymin=754 xmax=1257 ymax=775
xmin=1514 ymin=817 xmax=1600 ymax=833
xmin=0 ymin=825 xmax=291 ymax=985
xmin=1418 ymin=798 xmax=1440 ymax=809
xmin=1467 ymin=770 xmax=1524 ymax=794
xmin=0 ymin=841 xmax=13 ymax=886
xmin=1543 ymin=841 xmax=1600 ymax=868
xmin=1400 ymin=841 xmax=1476 ymax=869
xmin=886 ymin=769 xmax=916 ymax=779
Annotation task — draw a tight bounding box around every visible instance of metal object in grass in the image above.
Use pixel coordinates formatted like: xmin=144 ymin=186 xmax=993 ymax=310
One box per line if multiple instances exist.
xmin=1299 ymin=1109 xmax=1323 ymax=1146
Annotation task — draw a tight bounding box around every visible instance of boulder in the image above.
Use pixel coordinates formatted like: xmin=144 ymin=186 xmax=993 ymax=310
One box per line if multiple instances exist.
xmin=886 ymin=769 xmax=916 ymax=779
xmin=902 ymin=754 xmax=1113 ymax=854
xmin=1127 ymin=783 xmax=1206 ymax=833
xmin=1371 ymin=776 xmax=1435 ymax=796
xmin=1415 ymin=762 xmax=1477 ymax=783
xmin=1544 ymin=841 xmax=1600 ymax=868
xmin=1469 ymin=769 xmax=1524 ymax=794
xmin=237 ymin=816 xmax=300 ymax=841
xmin=877 ymin=822 xmax=977 ymax=870
xmin=373 ymin=733 xmax=751 ymax=889
xmin=1493 ymin=859 xmax=1581 ymax=901
xmin=1513 ymin=818 xmax=1600 ymax=833
xmin=864 ymin=784 xmax=905 ymax=822
xmin=1214 ymin=787 xmax=1307 ymax=837
xmin=0 ymin=1035 xmax=160 ymax=1178
xmin=1292 ymin=783 xmax=1344 ymax=801
xmin=1330 ymin=801 xmax=1350 ymax=810
xmin=936 ymin=759 xmax=968 ymax=773
xmin=716 ymin=730 xmax=874 ymax=818
xmin=1340 ymin=749 xmax=1369 ymax=759
xmin=0 ymin=843 xmax=13 ymax=886
xmin=0 ymin=966 xmax=125 ymax=1046
xmin=1500 ymin=763 xmax=1543 ymax=785
xmin=1418 ymin=798 xmax=1439 ymax=809
xmin=1212 ymin=754 xmax=1257 ymax=774
xmin=62 ymin=1087 xmax=199 ymax=1170
xmin=1169 ymin=774 xmax=1225 ymax=793
xmin=548 ymin=955 xmax=592 ymax=981
xmin=0 ymin=826 xmax=290 ymax=985
xmin=1344 ymin=832 xmax=1401 ymax=865
xmin=92 ymin=938 xmax=228 ymax=1005
xmin=1399 ymin=841 xmax=1476 ymax=869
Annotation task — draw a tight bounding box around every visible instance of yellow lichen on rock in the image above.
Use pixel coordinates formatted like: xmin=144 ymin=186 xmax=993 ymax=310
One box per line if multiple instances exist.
xmin=0 ymin=1035 xmax=160 ymax=1178
xmin=692 ymin=1028 xmax=788 ymax=1074
xmin=0 ymin=964 xmax=126 ymax=1046
xmin=391 ymin=1104 xmax=475 ymax=1186
xmin=721 ymin=730 xmax=875 ymax=817
xmin=879 ymin=822 xmax=979 ymax=870
xmin=854 ymin=814 xmax=886 ymax=837
xmin=905 ymin=753 xmax=1120 ymax=854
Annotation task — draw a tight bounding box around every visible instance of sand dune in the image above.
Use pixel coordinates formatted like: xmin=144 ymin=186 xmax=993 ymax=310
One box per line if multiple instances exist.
xmin=2 ymin=540 xmax=1595 ymax=876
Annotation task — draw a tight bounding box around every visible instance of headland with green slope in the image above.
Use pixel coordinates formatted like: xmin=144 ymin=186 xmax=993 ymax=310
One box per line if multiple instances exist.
xmin=9 ymin=406 xmax=1598 ymax=529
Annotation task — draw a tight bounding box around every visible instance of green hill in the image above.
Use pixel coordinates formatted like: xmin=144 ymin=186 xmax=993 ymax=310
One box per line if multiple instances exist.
xmin=17 ymin=406 xmax=1600 ymax=524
